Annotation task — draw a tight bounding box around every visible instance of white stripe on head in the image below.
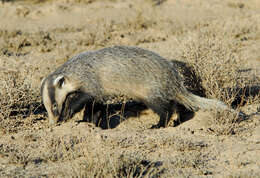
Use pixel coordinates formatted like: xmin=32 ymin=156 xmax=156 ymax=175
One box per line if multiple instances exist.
xmin=53 ymin=75 xmax=65 ymax=88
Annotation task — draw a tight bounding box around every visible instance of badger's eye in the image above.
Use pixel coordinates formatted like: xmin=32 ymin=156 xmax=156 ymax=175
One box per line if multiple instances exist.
xmin=52 ymin=103 xmax=59 ymax=116
xmin=53 ymin=103 xmax=58 ymax=110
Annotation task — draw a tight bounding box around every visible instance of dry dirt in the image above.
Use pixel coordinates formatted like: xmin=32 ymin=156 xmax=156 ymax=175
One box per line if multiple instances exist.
xmin=0 ymin=0 xmax=260 ymax=177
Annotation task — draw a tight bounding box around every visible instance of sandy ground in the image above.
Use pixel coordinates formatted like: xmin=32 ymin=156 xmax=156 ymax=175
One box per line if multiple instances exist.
xmin=0 ymin=0 xmax=260 ymax=177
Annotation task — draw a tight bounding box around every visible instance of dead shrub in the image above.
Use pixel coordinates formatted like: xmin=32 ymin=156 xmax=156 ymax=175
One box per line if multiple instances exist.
xmin=0 ymin=69 xmax=42 ymax=133
xmin=176 ymin=28 xmax=260 ymax=134
xmin=178 ymin=32 xmax=244 ymax=100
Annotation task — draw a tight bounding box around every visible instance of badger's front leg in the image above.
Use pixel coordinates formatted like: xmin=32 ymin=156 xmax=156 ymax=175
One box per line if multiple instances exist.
xmin=60 ymin=92 xmax=94 ymax=122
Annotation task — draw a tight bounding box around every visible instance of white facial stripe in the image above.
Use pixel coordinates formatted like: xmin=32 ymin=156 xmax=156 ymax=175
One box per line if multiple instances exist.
xmin=53 ymin=75 xmax=64 ymax=86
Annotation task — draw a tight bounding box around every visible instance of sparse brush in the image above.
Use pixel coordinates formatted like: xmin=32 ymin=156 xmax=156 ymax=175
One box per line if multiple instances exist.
xmin=0 ymin=69 xmax=42 ymax=133
xmin=0 ymin=70 xmax=40 ymax=119
xmin=117 ymin=157 xmax=165 ymax=178
xmin=176 ymin=29 xmax=260 ymax=135
xmin=178 ymin=31 xmax=243 ymax=100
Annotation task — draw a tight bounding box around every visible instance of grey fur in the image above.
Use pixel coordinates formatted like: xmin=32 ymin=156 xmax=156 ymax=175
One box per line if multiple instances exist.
xmin=41 ymin=46 xmax=237 ymax=127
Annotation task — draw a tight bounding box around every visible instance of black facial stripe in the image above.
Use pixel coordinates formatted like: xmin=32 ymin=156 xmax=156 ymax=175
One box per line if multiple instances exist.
xmin=48 ymin=77 xmax=57 ymax=110
xmin=53 ymin=108 xmax=59 ymax=117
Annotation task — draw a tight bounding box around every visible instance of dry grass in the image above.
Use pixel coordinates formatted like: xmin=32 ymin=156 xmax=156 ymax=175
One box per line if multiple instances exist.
xmin=173 ymin=16 xmax=260 ymax=135
xmin=0 ymin=68 xmax=43 ymax=133
xmin=178 ymin=30 xmax=257 ymax=103
xmin=0 ymin=71 xmax=39 ymax=118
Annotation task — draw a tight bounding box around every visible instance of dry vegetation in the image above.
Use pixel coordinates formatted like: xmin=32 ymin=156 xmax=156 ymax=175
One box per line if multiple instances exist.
xmin=0 ymin=0 xmax=260 ymax=177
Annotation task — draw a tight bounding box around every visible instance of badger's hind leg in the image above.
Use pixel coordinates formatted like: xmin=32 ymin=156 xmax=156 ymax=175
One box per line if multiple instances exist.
xmin=145 ymin=97 xmax=176 ymax=128
xmin=169 ymin=107 xmax=181 ymax=127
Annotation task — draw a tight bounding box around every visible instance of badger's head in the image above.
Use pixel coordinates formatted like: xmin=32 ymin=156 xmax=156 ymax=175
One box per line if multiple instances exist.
xmin=41 ymin=74 xmax=81 ymax=125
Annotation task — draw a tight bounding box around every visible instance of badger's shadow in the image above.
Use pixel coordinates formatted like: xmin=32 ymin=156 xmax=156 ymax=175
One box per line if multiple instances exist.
xmin=83 ymin=102 xmax=148 ymax=129
xmin=66 ymin=100 xmax=196 ymax=129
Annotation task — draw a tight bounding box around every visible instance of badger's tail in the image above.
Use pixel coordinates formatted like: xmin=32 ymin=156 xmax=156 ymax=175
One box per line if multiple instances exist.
xmin=176 ymin=91 xmax=242 ymax=116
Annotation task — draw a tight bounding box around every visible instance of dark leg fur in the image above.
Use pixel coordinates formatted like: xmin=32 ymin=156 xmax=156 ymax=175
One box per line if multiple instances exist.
xmin=59 ymin=92 xmax=94 ymax=122
xmin=145 ymin=98 xmax=174 ymax=128
xmin=83 ymin=102 xmax=103 ymax=124
xmin=60 ymin=92 xmax=134 ymax=128
xmin=83 ymin=103 xmax=119 ymax=129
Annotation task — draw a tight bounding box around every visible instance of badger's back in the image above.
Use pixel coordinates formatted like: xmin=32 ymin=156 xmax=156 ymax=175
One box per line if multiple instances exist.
xmin=52 ymin=46 xmax=185 ymax=103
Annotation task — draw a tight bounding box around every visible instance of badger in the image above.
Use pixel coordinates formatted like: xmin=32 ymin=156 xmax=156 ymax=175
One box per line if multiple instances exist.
xmin=41 ymin=46 xmax=240 ymax=128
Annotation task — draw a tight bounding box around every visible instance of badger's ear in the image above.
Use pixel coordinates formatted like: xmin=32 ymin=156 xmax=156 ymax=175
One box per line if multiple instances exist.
xmin=53 ymin=75 xmax=66 ymax=88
